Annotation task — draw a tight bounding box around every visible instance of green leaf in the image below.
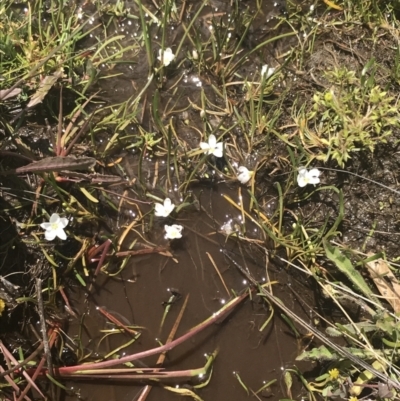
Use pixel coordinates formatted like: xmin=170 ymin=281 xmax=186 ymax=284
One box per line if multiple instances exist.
xmin=79 ymin=187 xmax=99 ymax=203
xmin=323 ymin=240 xmax=381 ymax=305
xmin=296 ymin=345 xmax=335 ymax=361
xmin=326 ymin=322 xmax=377 ymax=337
xmin=297 ymin=345 xmax=399 ymax=362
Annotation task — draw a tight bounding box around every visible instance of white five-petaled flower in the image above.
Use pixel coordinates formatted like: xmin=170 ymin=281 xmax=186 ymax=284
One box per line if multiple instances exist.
xmin=237 ymin=166 xmax=253 ymax=184
xmin=200 ymin=134 xmax=223 ymax=158
xmin=158 ymin=48 xmax=175 ymax=66
xmin=261 ymin=64 xmax=275 ymax=78
xmin=164 ymin=224 xmax=183 ymax=240
xmin=40 ymin=213 xmax=68 ymax=241
xmin=154 ymin=198 xmax=175 ymax=217
xmin=297 ymin=168 xmax=321 ymax=187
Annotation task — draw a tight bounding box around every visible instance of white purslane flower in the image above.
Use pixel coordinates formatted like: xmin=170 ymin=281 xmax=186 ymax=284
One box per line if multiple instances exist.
xmin=164 ymin=224 xmax=183 ymax=240
xmin=237 ymin=166 xmax=253 ymax=184
xmin=154 ymin=198 xmax=175 ymax=217
xmin=297 ymin=167 xmax=321 ymax=187
xmin=221 ymin=220 xmax=234 ymax=236
xmin=200 ymin=134 xmax=223 ymax=158
xmin=40 ymin=213 xmax=68 ymax=241
xmin=158 ymin=48 xmax=175 ymax=66
xmin=261 ymin=64 xmax=275 ymax=78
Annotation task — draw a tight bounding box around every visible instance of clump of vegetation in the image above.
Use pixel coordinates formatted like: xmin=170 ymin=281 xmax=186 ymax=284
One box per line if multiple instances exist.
xmin=296 ymin=65 xmax=400 ymax=166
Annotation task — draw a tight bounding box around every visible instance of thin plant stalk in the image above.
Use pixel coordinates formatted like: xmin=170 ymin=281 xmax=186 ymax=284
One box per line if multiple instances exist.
xmin=55 ymin=292 xmax=248 ymax=374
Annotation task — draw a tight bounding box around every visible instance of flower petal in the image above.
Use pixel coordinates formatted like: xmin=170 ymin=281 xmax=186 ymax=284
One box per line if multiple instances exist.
xmin=50 ymin=213 xmax=60 ymax=224
xmin=297 ymin=168 xmax=308 ymax=187
xmin=297 ymin=176 xmax=307 ymax=187
xmin=213 ymin=142 xmax=223 ymax=158
xmin=164 ymin=198 xmax=172 ymax=210
xmin=60 ymin=218 xmax=69 ymax=228
xmin=44 ymin=229 xmax=57 ymax=241
xmin=237 ymin=166 xmax=252 ymax=184
xmin=208 ymin=134 xmax=217 ymax=147
xmin=309 ymin=176 xmax=320 ymax=185
xmin=298 ymin=168 xmax=307 ymax=177
xmin=155 ymin=203 xmax=166 ymax=217
xmin=164 ymin=224 xmax=183 ymax=239
xmin=309 ymin=168 xmax=321 ymax=178
xmin=162 ymin=198 xmax=174 ymax=216
xmin=172 ymin=224 xmax=183 ymax=233
xmin=200 ymin=141 xmax=210 ymax=151
xmin=40 ymin=222 xmax=52 ymax=230
xmin=56 ymin=228 xmax=67 ymax=240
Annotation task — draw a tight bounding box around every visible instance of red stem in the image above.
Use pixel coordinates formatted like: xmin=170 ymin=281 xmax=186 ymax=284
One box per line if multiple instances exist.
xmin=57 ymin=292 xmax=248 ymax=375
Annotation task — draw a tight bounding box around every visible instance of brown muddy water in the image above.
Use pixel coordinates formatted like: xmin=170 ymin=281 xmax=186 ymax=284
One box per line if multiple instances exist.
xmin=63 ymin=183 xmax=313 ymax=401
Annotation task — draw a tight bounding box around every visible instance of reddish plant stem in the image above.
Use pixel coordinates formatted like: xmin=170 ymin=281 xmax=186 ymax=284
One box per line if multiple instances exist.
xmin=16 ymin=329 xmax=58 ymax=401
xmin=89 ymin=246 xmax=168 ymax=262
xmin=57 ymin=368 xmax=202 ymax=380
xmin=0 ymin=341 xmax=44 ymax=398
xmin=57 ymin=291 xmax=248 ymax=375
xmin=59 ymin=286 xmax=78 ymax=318
xmin=88 ymin=239 xmax=112 ymax=292
xmin=114 ymin=246 xmax=168 ymax=258
xmin=97 ymin=307 xmax=139 ymax=335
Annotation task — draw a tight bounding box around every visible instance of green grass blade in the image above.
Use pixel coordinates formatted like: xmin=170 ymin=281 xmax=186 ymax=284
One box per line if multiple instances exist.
xmin=323 ymin=240 xmax=382 ymax=306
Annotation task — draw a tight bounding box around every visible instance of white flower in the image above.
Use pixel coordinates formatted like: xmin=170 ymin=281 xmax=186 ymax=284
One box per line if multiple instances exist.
xmin=154 ymin=198 xmax=175 ymax=217
xmin=221 ymin=220 xmax=234 ymax=235
xmin=158 ymin=48 xmax=175 ymax=66
xmin=192 ymin=49 xmax=199 ymax=60
xmin=261 ymin=64 xmax=275 ymax=78
xmin=237 ymin=166 xmax=253 ymax=184
xmin=164 ymin=224 xmax=183 ymax=240
xmin=200 ymin=134 xmax=223 ymax=158
xmin=297 ymin=168 xmax=321 ymax=187
xmin=40 ymin=213 xmax=68 ymax=241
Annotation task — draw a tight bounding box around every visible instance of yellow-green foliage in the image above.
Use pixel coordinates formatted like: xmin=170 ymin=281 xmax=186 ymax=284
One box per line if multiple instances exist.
xmin=304 ymin=66 xmax=400 ymax=166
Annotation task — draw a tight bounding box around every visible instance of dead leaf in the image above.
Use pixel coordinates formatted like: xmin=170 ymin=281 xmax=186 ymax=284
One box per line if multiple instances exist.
xmin=14 ymin=156 xmax=96 ymax=174
xmin=27 ymin=68 xmax=64 ymax=108
xmin=366 ymin=253 xmax=400 ymax=313
xmin=0 ymin=88 xmax=22 ymax=101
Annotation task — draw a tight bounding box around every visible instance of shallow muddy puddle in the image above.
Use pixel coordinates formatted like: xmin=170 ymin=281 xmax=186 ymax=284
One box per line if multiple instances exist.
xmin=0 ymin=0 xmax=359 ymax=399
xmin=64 ymin=184 xmax=313 ymax=401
